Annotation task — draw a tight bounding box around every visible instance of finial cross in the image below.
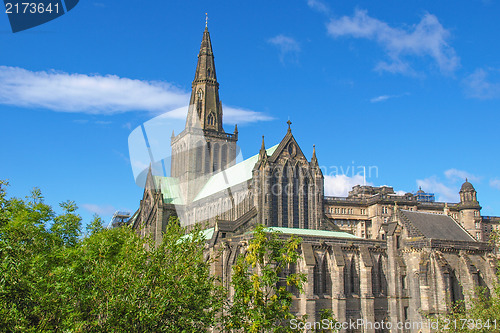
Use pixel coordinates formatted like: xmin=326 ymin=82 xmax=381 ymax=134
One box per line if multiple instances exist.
xmin=287 ymin=120 xmax=292 ymax=130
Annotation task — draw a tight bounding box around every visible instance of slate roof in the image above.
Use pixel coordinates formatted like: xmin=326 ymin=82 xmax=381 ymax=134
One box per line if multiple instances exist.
xmin=399 ymin=209 xmax=475 ymax=242
xmin=260 ymin=227 xmax=361 ymax=239
xmin=217 ymin=207 xmax=258 ymax=232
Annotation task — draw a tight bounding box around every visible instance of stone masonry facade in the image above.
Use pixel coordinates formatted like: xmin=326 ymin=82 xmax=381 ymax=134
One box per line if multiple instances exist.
xmin=130 ymin=26 xmax=499 ymax=332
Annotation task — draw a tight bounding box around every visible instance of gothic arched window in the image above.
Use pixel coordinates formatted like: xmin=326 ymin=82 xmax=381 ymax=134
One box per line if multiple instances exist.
xmin=449 ymin=269 xmax=464 ymax=307
xmin=213 ymin=143 xmax=220 ymax=171
xmin=271 ymin=167 xmax=280 ymax=226
xmin=281 ymin=164 xmax=289 ymax=227
xmin=322 ymin=255 xmax=331 ymax=296
xmin=207 ymin=112 xmax=215 ymax=126
xmin=303 ymin=176 xmax=309 ymax=229
xmin=204 ymin=144 xmax=211 ymax=173
xmin=293 ymin=166 xmax=299 ymax=228
xmin=195 ymin=141 xmax=203 ymax=173
xmin=350 ymin=256 xmax=359 ymax=295
xmin=197 ymin=89 xmax=203 ymax=100
xmin=221 ymin=144 xmax=228 ymax=169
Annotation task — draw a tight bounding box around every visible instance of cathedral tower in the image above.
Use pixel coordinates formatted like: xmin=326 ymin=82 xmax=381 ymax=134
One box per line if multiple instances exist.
xmin=171 ymin=24 xmax=238 ymax=203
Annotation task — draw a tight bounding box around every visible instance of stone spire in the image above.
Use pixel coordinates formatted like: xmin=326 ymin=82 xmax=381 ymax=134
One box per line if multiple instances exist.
xmin=185 ymin=25 xmax=223 ymax=132
xmin=259 ymin=135 xmax=267 ymax=160
xmin=311 ymin=144 xmax=318 ymax=167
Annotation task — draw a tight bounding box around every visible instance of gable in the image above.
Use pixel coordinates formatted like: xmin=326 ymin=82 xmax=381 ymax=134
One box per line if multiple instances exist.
xmin=268 ymin=131 xmax=309 ymax=165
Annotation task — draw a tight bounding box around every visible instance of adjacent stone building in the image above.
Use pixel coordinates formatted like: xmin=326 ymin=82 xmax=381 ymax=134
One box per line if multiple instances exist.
xmin=130 ymin=26 xmax=498 ymax=332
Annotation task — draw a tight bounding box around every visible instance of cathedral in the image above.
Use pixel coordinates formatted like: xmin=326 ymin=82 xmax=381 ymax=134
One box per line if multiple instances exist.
xmin=130 ymin=26 xmax=498 ymax=332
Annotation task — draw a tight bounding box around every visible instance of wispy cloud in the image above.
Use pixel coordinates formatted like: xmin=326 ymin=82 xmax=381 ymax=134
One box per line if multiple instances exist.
xmin=223 ymin=106 xmax=274 ymax=124
xmin=490 ymin=179 xmax=500 ymax=190
xmin=306 ymin=0 xmax=330 ymax=15
xmin=370 ymin=92 xmax=409 ymax=103
xmin=324 ymin=174 xmax=371 ymax=197
xmin=463 ymin=68 xmax=500 ymax=99
xmin=370 ymin=95 xmax=391 ymax=103
xmin=326 ymin=10 xmax=459 ymax=75
xmin=416 ymin=168 xmax=479 ymax=202
xmin=444 ymin=168 xmax=479 ymax=183
xmin=82 ymin=203 xmax=117 ymax=216
xmin=416 ymin=176 xmax=458 ymax=202
xmin=0 ymin=66 xmax=272 ymax=124
xmin=268 ymin=34 xmax=301 ymax=64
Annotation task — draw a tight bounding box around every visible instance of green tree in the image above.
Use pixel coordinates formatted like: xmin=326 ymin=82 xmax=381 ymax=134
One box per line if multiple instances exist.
xmin=0 ymin=181 xmax=225 ymax=332
xmin=225 ymin=224 xmax=307 ymax=332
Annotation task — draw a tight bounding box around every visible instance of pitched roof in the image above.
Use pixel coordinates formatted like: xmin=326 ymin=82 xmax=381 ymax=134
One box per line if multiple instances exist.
xmin=193 ymin=144 xmax=279 ymax=201
xmin=261 ymin=227 xmax=361 ymax=239
xmin=149 ymin=144 xmax=279 ymax=205
xmin=152 ymin=176 xmax=183 ymax=205
xmin=180 ymin=227 xmax=215 ymax=242
xmin=399 ymin=210 xmax=475 ymax=242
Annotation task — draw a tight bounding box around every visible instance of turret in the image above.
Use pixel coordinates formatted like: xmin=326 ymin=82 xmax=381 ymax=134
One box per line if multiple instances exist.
xmin=458 ymin=179 xmax=482 ymax=240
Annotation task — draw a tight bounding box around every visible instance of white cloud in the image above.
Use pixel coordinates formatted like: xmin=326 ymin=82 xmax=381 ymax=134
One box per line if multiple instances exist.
xmin=374 ymin=60 xmax=415 ymax=75
xmin=370 ymin=95 xmax=391 ymax=103
xmin=149 ymin=104 xmax=273 ymax=125
xmin=0 ymin=66 xmax=189 ymax=114
xmin=223 ymin=106 xmax=274 ymax=124
xmin=444 ymin=168 xmax=479 ymax=183
xmin=326 ymin=10 xmax=459 ymax=74
xmin=463 ymin=68 xmax=500 ymax=99
xmin=268 ymin=35 xmax=301 ymax=63
xmin=324 ymin=174 xmax=371 ymax=197
xmin=416 ymin=169 xmax=481 ymax=202
xmin=490 ymin=179 xmax=500 ymax=190
xmin=307 ymin=0 xmax=330 ymax=14
xmin=0 ymin=66 xmax=272 ymax=124
xmin=82 ymin=203 xmax=117 ymax=216
xmin=416 ymin=176 xmax=459 ymax=202
xmin=370 ymin=92 xmax=409 ymax=103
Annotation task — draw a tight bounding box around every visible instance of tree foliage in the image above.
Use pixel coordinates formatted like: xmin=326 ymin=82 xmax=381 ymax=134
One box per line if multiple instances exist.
xmin=0 ymin=180 xmax=224 ymax=332
xmin=224 ymin=224 xmax=307 ymax=332
xmin=0 ymin=181 xmax=324 ymax=332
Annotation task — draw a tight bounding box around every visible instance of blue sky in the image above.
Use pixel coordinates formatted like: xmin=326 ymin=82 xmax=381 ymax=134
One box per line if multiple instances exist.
xmin=1 ymin=0 xmax=500 ymax=227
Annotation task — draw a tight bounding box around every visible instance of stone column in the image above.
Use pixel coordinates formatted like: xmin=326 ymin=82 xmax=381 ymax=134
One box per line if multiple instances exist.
xmin=300 ymin=244 xmax=317 ymax=322
xmin=359 ymin=246 xmax=375 ymax=333
xmin=328 ymin=244 xmax=347 ymax=327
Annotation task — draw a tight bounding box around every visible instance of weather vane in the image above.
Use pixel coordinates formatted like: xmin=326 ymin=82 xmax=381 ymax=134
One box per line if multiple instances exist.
xmin=205 ymin=13 xmax=208 ymax=28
